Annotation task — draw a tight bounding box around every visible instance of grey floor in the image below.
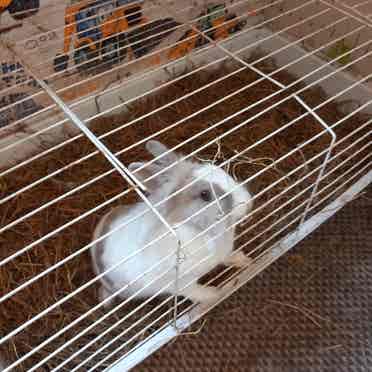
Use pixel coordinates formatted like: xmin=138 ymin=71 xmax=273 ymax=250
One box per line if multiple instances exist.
xmin=134 ymin=185 xmax=372 ymax=372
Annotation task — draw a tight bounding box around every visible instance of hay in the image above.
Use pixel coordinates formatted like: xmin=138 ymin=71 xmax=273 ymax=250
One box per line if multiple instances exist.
xmin=0 ymin=55 xmax=370 ymax=370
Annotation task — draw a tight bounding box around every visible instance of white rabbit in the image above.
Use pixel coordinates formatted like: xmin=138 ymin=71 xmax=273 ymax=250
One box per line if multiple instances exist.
xmin=91 ymin=140 xmax=253 ymax=308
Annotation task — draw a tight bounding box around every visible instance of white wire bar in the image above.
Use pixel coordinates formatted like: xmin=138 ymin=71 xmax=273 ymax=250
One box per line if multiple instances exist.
xmin=353 ymin=0 xmax=372 ymax=9
xmin=332 ymin=0 xmax=372 ymax=20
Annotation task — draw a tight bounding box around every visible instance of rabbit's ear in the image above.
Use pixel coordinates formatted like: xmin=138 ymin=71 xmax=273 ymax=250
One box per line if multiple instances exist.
xmin=128 ymin=161 xmax=165 ymax=191
xmin=146 ymin=140 xmax=178 ymax=167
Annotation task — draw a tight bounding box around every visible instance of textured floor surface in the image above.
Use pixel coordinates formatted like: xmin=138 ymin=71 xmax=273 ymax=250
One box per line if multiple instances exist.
xmin=134 ymin=185 xmax=372 ymax=372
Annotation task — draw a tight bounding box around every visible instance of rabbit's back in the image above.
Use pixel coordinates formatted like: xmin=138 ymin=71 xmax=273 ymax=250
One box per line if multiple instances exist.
xmin=92 ymin=203 xmax=180 ymax=298
xmin=91 ymin=202 xmax=235 ymax=299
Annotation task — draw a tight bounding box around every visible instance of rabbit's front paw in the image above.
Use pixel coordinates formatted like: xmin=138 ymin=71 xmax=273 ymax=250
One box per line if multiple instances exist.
xmin=223 ymin=251 xmax=252 ymax=268
xmin=183 ymin=284 xmax=221 ymax=305
xmin=201 ymin=286 xmax=222 ymax=304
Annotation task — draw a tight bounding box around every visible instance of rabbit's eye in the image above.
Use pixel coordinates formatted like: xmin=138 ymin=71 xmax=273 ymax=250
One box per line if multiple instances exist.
xmin=200 ymin=190 xmax=212 ymax=202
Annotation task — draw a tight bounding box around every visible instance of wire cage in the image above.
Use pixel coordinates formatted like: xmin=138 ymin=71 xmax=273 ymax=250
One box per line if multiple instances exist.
xmin=0 ymin=0 xmax=371 ymax=371
xmin=335 ymin=0 xmax=372 ymax=20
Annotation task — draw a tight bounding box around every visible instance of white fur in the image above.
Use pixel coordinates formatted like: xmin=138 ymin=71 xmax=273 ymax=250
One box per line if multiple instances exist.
xmin=91 ymin=148 xmax=253 ymax=307
xmin=194 ymin=163 xmax=253 ymax=221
